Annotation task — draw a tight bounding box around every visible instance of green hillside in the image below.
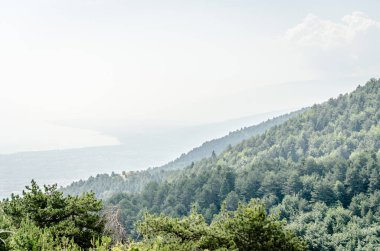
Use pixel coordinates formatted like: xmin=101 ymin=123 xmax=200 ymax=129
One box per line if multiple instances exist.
xmin=62 ymin=111 xmax=300 ymax=198
xmin=104 ymin=79 xmax=380 ymax=250
xmin=2 ymin=79 xmax=380 ymax=250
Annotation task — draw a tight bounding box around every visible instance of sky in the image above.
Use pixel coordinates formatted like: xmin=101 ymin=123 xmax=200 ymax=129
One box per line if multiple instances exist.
xmin=0 ymin=0 xmax=380 ymax=153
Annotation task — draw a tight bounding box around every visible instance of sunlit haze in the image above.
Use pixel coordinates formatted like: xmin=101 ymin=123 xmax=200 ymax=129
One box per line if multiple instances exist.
xmin=1 ymin=0 xmax=380 ymax=153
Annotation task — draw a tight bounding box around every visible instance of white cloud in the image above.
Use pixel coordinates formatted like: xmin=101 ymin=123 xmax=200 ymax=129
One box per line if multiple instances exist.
xmin=285 ymin=12 xmax=380 ymax=48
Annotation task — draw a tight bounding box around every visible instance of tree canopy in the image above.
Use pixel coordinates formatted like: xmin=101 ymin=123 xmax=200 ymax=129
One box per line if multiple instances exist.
xmin=1 ymin=181 xmax=104 ymax=250
xmin=103 ymin=79 xmax=380 ymax=250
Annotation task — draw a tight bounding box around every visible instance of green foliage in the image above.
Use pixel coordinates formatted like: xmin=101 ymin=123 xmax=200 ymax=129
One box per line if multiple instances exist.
xmin=286 ymin=198 xmax=380 ymax=250
xmin=133 ymin=200 xmax=305 ymax=251
xmin=218 ymin=200 xmax=306 ymax=250
xmin=0 ymin=206 xmax=13 ymax=250
xmin=1 ymin=181 xmax=104 ymax=249
xmin=2 ymin=192 xmax=305 ymax=250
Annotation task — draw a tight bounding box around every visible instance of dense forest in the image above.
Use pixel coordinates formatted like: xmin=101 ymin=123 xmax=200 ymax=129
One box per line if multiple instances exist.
xmin=1 ymin=78 xmax=380 ymax=250
xmin=0 ymin=183 xmax=305 ymax=250
xmin=104 ymin=78 xmax=380 ymax=249
xmin=62 ymin=111 xmax=300 ymax=199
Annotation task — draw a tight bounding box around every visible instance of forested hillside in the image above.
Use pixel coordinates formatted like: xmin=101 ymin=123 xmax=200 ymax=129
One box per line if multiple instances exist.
xmin=0 ymin=183 xmax=305 ymax=250
xmin=62 ymin=111 xmax=300 ymax=199
xmin=104 ymin=79 xmax=380 ymax=250
xmin=5 ymin=79 xmax=380 ymax=250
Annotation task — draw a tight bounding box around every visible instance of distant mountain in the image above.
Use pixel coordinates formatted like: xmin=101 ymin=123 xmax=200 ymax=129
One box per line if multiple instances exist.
xmin=62 ymin=110 xmax=301 ymax=198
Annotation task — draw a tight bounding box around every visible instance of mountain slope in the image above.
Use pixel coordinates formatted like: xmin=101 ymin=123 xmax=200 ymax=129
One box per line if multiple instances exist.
xmin=158 ymin=110 xmax=303 ymax=171
xmin=62 ymin=110 xmax=301 ymax=198
xmin=0 ymin=110 xmax=292 ymax=199
xmin=106 ymin=79 xmax=380 ymax=249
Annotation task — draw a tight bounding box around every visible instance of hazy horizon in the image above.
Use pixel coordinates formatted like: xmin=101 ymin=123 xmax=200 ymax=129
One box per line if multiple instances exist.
xmin=0 ymin=79 xmax=367 ymax=155
xmin=1 ymin=0 xmax=380 ymax=154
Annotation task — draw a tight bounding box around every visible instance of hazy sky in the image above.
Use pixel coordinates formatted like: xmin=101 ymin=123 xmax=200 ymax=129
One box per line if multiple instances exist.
xmin=1 ymin=0 xmax=380 ymax=152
